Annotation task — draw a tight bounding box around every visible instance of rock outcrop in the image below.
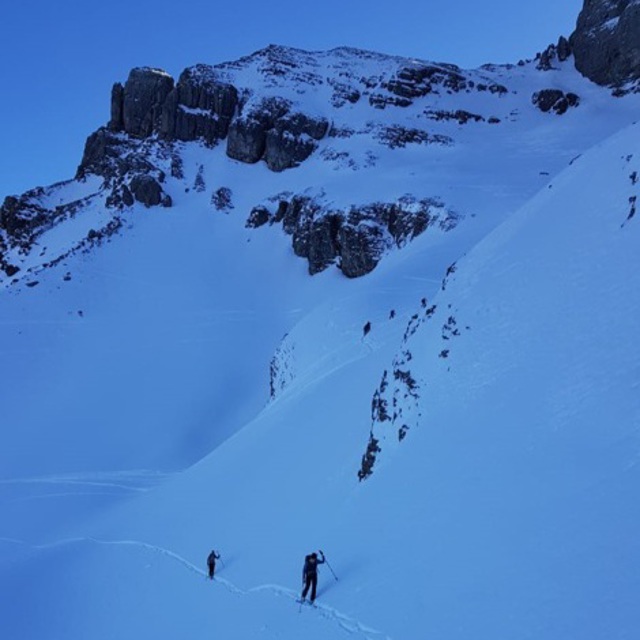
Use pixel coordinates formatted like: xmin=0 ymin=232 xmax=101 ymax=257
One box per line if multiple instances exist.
xmin=0 ymin=179 xmax=116 ymax=278
xmin=5 ymin=38 xmax=606 ymax=284
xmin=532 ymin=89 xmax=580 ymax=114
xmin=97 ymin=64 xmax=328 ymax=175
xmin=571 ymin=0 xmax=640 ymax=85
xmin=107 ymin=65 xmax=238 ymax=148
xmin=248 ymin=194 xmax=458 ymax=278
xmin=77 ymin=130 xmax=172 ymax=209
xmin=129 ymin=175 xmax=172 ymax=208
xmin=0 ymin=232 xmax=18 ymax=277
xmin=386 ymin=63 xmax=471 ymax=98
xmin=536 ymin=37 xmax=573 ymax=71
xmin=0 ymin=192 xmax=48 ymax=238
xmin=110 ymin=67 xmax=175 ymax=138
xmin=160 ymin=65 xmax=238 ymax=145
xmin=70 ymin=45 xmax=521 ymax=212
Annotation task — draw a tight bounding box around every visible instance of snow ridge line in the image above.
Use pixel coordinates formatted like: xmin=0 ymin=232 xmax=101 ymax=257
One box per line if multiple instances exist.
xmin=19 ymin=536 xmax=393 ymax=640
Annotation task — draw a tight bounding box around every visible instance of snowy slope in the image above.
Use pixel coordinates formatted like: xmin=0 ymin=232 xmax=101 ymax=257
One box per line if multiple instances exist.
xmin=2 ymin=102 xmax=640 ymax=640
xmin=2 ymin=48 xmax=639 ymax=489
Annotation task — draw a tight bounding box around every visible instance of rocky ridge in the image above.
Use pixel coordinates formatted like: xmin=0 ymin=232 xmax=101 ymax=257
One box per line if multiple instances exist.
xmin=1 ymin=45 xmax=518 ymax=281
xmin=3 ymin=8 xmax=637 ymax=283
xmin=358 ymin=264 xmax=465 ymax=480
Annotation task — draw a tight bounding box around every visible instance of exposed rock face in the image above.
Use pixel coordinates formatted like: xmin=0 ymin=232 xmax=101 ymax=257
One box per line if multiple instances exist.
xmin=338 ymin=221 xmax=387 ymax=278
xmin=386 ymin=63 xmax=470 ymax=98
xmin=0 ymin=179 xmax=112 ymax=276
xmin=264 ymin=128 xmax=318 ymax=172
xmin=79 ymin=128 xmax=164 ymax=180
xmin=4 ymin=44 xmax=541 ymax=284
xmin=211 ymin=187 xmax=234 ymax=212
xmin=571 ymin=0 xmax=640 ymax=85
xmin=91 ymin=63 xmax=331 ymax=176
xmin=110 ymin=68 xmax=175 ymax=138
xmin=0 ymin=191 xmax=50 ymax=238
xmin=0 ymin=231 xmax=19 ymax=276
xmin=227 ymin=99 xmax=328 ymax=170
xmin=532 ymin=89 xmax=580 ymax=114
xmin=73 ymin=44 xmax=519 ymax=206
xmin=425 ymin=109 xmax=485 ymax=124
xmin=251 ymin=193 xmax=458 ymax=277
xmin=536 ymin=37 xmax=573 ymax=71
xmin=161 ymin=65 xmax=238 ymax=145
xmin=79 ymin=129 xmax=125 ymax=178
xmin=374 ymin=125 xmax=452 ymax=149
xmin=358 ymin=295 xmax=454 ymax=480
xmin=246 ymin=205 xmax=271 ymax=228
xmin=129 ymin=175 xmax=171 ymax=208
xmin=365 ymin=61 xmax=507 ymax=111
xmin=557 ymin=35 xmax=573 ymax=62
xmin=307 ymin=213 xmax=343 ymax=274
xmin=105 ymin=183 xmax=134 ymax=209
xmin=109 ymin=82 xmax=124 ymax=131
xmin=76 ymin=129 xmax=172 ymax=210
xmin=264 ymin=112 xmax=329 ymax=171
xmin=106 ymin=64 xmax=240 ymax=149
xmin=73 ymin=51 xmax=340 ymax=216
xmin=227 ymin=116 xmax=269 ymax=163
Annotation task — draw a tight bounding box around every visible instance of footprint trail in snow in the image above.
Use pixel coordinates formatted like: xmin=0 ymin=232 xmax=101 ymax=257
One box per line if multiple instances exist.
xmin=14 ymin=536 xmax=393 ymax=640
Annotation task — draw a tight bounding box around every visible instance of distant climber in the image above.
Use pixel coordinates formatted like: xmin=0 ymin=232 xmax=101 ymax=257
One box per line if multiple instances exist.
xmin=207 ymin=549 xmax=221 ymax=579
xmin=301 ymin=550 xmax=325 ymax=603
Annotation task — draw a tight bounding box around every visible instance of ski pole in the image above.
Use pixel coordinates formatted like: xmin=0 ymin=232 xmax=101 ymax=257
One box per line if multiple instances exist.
xmin=320 ymin=550 xmax=338 ymax=581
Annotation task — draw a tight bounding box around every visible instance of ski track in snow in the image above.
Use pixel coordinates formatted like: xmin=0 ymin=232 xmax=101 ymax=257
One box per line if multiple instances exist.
xmin=0 ymin=470 xmax=169 ymax=495
xmin=0 ymin=537 xmax=27 ymax=546
xmin=5 ymin=491 xmax=133 ymax=504
xmin=16 ymin=536 xmax=393 ymax=640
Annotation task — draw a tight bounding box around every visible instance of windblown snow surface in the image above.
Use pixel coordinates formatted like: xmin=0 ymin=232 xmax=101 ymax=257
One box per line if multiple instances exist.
xmin=1 ymin=51 xmax=640 ymax=640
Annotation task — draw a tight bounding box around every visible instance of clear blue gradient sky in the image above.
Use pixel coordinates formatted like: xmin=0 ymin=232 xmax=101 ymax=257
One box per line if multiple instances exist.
xmin=0 ymin=0 xmax=583 ymax=199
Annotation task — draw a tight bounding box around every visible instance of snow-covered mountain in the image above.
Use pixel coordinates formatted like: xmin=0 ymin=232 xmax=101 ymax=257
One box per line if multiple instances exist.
xmin=1 ymin=4 xmax=640 ymax=639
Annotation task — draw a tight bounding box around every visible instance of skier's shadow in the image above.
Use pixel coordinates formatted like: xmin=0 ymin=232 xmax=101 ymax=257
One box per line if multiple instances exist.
xmin=315 ymin=556 xmax=363 ymax=598
xmin=218 ymin=554 xmax=237 ymax=574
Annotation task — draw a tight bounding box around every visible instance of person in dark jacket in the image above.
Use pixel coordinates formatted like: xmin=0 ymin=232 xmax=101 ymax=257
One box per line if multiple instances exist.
xmin=301 ymin=550 xmax=325 ymax=603
xmin=207 ymin=550 xmax=220 ymax=579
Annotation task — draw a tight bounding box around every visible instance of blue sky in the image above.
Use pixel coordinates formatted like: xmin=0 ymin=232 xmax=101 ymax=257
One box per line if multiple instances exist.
xmin=0 ymin=0 xmax=583 ymax=199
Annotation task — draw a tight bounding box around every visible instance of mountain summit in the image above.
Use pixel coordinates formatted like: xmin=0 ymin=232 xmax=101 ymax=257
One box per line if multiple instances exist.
xmin=3 ymin=0 xmax=640 ymax=285
xmin=2 ymin=19 xmax=639 ymax=285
